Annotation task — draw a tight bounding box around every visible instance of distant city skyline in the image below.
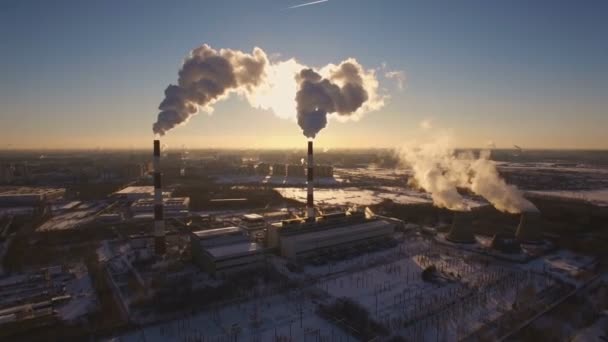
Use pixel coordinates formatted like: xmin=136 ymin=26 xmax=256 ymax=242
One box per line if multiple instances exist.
xmin=1 ymin=0 xmax=607 ymax=150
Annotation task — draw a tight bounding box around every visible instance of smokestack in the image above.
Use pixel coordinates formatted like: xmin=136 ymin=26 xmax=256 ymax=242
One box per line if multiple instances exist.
xmin=515 ymin=211 xmax=542 ymax=243
xmin=153 ymin=140 xmax=166 ymax=255
xmin=445 ymin=211 xmax=476 ymax=244
xmin=307 ymin=140 xmax=315 ymax=222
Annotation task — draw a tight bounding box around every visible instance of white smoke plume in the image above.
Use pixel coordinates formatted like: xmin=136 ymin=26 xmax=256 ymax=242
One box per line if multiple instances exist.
xmin=153 ymin=44 xmax=384 ymax=138
xmin=295 ymin=59 xmax=384 ymax=139
xmin=398 ymin=136 xmax=538 ymax=213
xmin=153 ymin=44 xmax=268 ymax=135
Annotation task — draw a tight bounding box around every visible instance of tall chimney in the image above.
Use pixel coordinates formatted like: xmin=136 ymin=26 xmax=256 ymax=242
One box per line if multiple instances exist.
xmin=307 ymin=140 xmax=315 ymax=222
xmin=153 ymin=140 xmax=166 ymax=255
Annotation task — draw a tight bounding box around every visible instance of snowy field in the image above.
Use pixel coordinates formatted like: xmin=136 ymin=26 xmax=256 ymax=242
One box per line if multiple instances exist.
xmin=117 ymin=291 xmax=351 ymax=342
xmin=276 ymin=186 xmax=487 ymax=207
xmin=37 ymin=201 xmax=107 ymax=231
xmin=214 ymin=174 xmax=341 ymax=186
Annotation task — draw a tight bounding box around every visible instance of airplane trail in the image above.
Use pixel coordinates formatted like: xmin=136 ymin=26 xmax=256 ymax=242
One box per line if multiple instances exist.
xmin=288 ymin=0 xmax=329 ymax=10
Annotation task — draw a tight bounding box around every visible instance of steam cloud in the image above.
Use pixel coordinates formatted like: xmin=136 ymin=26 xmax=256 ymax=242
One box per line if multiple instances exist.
xmin=153 ymin=45 xmax=384 ymax=138
xmin=399 ymin=137 xmax=538 ymax=213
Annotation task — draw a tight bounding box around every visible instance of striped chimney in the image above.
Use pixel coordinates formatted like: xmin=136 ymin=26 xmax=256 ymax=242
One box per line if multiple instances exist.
xmin=153 ymin=140 xmax=166 ymax=254
xmin=307 ymin=140 xmax=315 ymax=221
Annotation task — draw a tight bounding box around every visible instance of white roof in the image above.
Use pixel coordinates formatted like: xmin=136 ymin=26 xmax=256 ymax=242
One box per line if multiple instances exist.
xmin=192 ymin=227 xmax=241 ymax=239
xmin=243 ymin=213 xmax=264 ymax=221
xmin=206 ymin=242 xmax=263 ymax=259
xmin=113 ymin=186 xmax=154 ymax=195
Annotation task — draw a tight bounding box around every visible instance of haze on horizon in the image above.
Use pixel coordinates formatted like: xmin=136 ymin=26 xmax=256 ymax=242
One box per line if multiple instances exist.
xmin=1 ymin=0 xmax=607 ymax=150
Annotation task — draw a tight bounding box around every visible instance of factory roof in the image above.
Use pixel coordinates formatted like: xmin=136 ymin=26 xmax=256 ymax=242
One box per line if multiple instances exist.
xmin=242 ymin=213 xmax=264 ymax=222
xmin=0 ymin=187 xmax=65 ymax=197
xmin=113 ymin=186 xmax=154 ymax=195
xmin=205 ymin=242 xmax=263 ymax=259
xmin=192 ymin=226 xmax=241 ymax=239
xmin=280 ymin=219 xmax=393 ymax=244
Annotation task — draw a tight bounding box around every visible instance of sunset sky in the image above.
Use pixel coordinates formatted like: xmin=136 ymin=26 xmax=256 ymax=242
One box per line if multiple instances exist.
xmin=1 ymin=0 xmax=606 ymax=150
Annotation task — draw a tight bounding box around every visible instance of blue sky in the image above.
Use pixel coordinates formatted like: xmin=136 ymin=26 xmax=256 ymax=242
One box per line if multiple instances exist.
xmin=1 ymin=0 xmax=606 ymax=149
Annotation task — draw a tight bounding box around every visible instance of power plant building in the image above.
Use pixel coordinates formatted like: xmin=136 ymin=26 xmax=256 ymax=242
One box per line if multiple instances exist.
xmin=268 ymin=212 xmax=395 ymax=260
xmin=314 ymin=165 xmax=333 ymax=178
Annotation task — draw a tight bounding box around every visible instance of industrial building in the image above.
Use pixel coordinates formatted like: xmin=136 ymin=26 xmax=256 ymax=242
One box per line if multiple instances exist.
xmin=190 ymin=227 xmax=266 ymax=275
xmin=239 ymin=213 xmax=267 ymax=235
xmin=0 ymin=187 xmax=65 ymax=207
xmin=268 ymin=211 xmax=396 ymax=260
xmin=130 ymin=197 xmax=190 ymax=217
xmin=286 ymin=164 xmax=305 ymax=178
xmin=255 ymin=162 xmax=270 ymax=175
xmin=111 ymin=186 xmax=170 ymax=201
xmin=314 ymin=165 xmax=334 ymax=178
xmin=272 ymin=163 xmax=286 ymax=176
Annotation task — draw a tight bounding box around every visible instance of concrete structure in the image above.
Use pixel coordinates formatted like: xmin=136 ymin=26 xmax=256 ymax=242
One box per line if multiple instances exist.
xmin=490 ymin=232 xmax=521 ymax=253
xmin=190 ymin=227 xmax=265 ymax=275
xmin=515 ymin=211 xmax=543 ymax=243
xmin=445 ymin=211 xmax=476 ymax=243
xmin=239 ymin=213 xmax=267 ymax=234
xmin=268 ymin=211 xmax=395 ymax=260
xmin=0 ymin=187 xmax=65 ymax=207
xmin=153 ymin=140 xmax=166 ymax=255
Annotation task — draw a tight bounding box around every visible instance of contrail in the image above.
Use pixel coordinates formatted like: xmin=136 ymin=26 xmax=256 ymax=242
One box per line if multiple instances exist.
xmin=288 ymin=0 xmax=329 ymax=10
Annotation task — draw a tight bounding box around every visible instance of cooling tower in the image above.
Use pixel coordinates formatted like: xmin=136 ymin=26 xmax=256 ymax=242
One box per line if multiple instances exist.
xmin=515 ymin=211 xmax=542 ymax=243
xmin=490 ymin=232 xmax=521 ymax=253
xmin=307 ymin=140 xmax=315 ymax=222
xmin=153 ymin=140 xmax=166 ymax=255
xmin=445 ymin=210 xmax=476 ymax=243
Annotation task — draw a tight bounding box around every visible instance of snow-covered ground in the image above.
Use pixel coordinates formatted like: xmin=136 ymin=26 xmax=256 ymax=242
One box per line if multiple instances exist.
xmin=37 ymin=201 xmax=108 ymax=231
xmin=109 ymin=231 xmax=597 ymax=342
xmin=276 ymin=186 xmax=487 ymax=207
xmin=116 ymin=290 xmax=351 ymax=342
xmin=214 ymin=174 xmax=341 ymax=186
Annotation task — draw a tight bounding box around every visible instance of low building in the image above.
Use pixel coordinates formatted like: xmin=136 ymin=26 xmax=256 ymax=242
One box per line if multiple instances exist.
xmin=191 ymin=227 xmax=266 ymax=275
